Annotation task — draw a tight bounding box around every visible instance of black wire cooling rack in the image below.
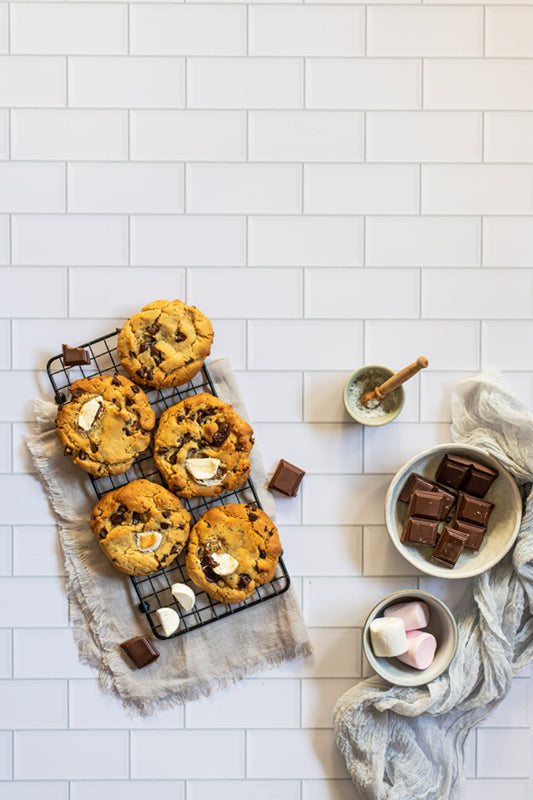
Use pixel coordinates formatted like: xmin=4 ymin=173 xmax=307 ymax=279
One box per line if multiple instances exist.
xmin=47 ymin=330 xmax=290 ymax=640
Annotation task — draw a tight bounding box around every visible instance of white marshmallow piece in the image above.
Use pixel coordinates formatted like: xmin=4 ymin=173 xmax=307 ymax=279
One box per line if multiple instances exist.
xmin=135 ymin=531 xmax=163 ymax=552
xmin=170 ymin=582 xmax=196 ymax=611
xmin=211 ymin=552 xmax=239 ymax=576
xmin=396 ymin=630 xmax=437 ymax=670
xmin=383 ymin=600 xmax=430 ymax=632
xmin=155 ymin=607 xmax=180 ymax=637
xmin=369 ymin=616 xmax=408 ymax=658
xmin=186 ymin=457 xmax=221 ymax=482
xmin=77 ymin=397 xmax=103 ymax=431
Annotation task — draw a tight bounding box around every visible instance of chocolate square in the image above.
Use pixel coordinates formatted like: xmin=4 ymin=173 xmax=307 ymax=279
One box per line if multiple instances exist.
xmin=432 ymin=485 xmax=456 ymax=519
xmin=401 ymin=516 xmax=439 ymax=546
xmin=456 ymin=492 xmax=494 ymax=528
xmin=62 ymin=343 xmax=91 ymax=367
xmin=408 ymin=490 xmax=446 ymax=521
xmin=452 ymin=519 xmax=487 ymax=551
xmin=120 ymin=635 xmax=160 ymax=669
xmin=432 ymin=526 xmax=468 ymax=568
xmin=460 ymin=461 xmax=498 ymax=498
xmin=268 ymin=459 xmax=305 ymax=497
xmin=435 ymin=454 xmax=472 ymax=489
xmin=398 ymin=473 xmax=436 ymax=503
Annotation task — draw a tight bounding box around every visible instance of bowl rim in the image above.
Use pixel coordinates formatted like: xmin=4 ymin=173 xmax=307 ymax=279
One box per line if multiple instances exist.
xmin=384 ymin=442 xmax=522 ymax=580
xmin=362 ymin=588 xmax=459 ymax=686
xmin=343 ymin=364 xmax=406 ymax=427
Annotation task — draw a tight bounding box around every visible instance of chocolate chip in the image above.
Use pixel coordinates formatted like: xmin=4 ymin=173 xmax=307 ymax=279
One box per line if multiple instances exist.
xmin=139 ymin=342 xmax=150 ymax=353
xmin=111 ymin=375 xmax=121 ymax=387
xmin=132 ymin=385 xmax=140 ymax=394
xmin=126 ymin=397 xmax=134 ymax=406
xmin=238 ymin=574 xmax=251 ymax=590
xmin=123 ymin=428 xmax=133 ymax=437
xmin=248 ymin=513 xmax=258 ymax=522
xmin=162 ymin=510 xmax=171 ymax=518
xmin=136 ymin=367 xmax=146 ymax=380
xmin=110 ymin=511 xmax=125 ymax=525
xmin=78 ymin=451 xmax=87 ymax=460
xmin=160 ymin=522 xmax=169 ymax=530
xmin=98 ymin=530 xmax=108 ymax=540
xmin=157 ymin=447 xmax=168 ymax=455
xmin=177 ymin=415 xmax=185 ymax=422
xmin=170 ymin=544 xmax=180 ymax=554
xmin=175 ymin=331 xmax=186 ymax=343
xmin=169 ymin=453 xmax=178 ymax=465
xmin=150 ymin=343 xmax=162 ymax=365
xmin=146 ymin=368 xmax=154 ymax=382
xmin=212 ymin=423 xmax=230 ymax=447
xmin=259 ymin=549 xmax=266 ymax=558
xmin=146 ymin=324 xmax=160 ymax=336
xmin=131 ymin=512 xmax=140 ymax=525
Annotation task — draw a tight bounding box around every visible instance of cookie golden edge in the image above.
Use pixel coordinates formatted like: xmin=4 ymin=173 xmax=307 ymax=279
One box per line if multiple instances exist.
xmin=153 ymin=392 xmax=254 ymax=498
xmin=185 ymin=503 xmax=282 ymax=604
xmin=56 ymin=373 xmax=155 ymax=477
xmin=117 ymin=298 xmax=214 ymax=389
xmin=90 ymin=478 xmax=191 ymax=576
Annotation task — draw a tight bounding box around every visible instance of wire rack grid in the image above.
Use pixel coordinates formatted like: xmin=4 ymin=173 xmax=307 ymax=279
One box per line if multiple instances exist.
xmin=47 ymin=330 xmax=290 ymax=640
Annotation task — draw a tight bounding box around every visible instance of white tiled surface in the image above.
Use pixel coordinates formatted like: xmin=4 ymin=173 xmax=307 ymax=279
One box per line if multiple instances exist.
xmin=1 ymin=1 xmax=532 ymax=797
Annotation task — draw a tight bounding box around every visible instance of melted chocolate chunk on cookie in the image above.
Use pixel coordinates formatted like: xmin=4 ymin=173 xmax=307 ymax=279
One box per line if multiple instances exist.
xmin=131 ymin=511 xmax=141 ymax=525
xmin=259 ymin=549 xmax=266 ymax=558
xmin=157 ymin=447 xmax=168 ymax=455
xmin=136 ymin=367 xmax=147 ymax=380
xmin=162 ymin=510 xmax=171 ymax=519
xmin=248 ymin=513 xmax=258 ymax=522
xmin=212 ymin=422 xmax=230 ymax=446
xmin=160 ymin=522 xmax=170 ymax=530
xmin=238 ymin=574 xmax=251 ymax=590
xmin=145 ymin=323 xmax=160 ymax=337
xmin=111 ymin=375 xmax=121 ymax=387
xmin=131 ymin=384 xmax=140 ymax=394
xmin=175 ymin=330 xmax=186 ymax=343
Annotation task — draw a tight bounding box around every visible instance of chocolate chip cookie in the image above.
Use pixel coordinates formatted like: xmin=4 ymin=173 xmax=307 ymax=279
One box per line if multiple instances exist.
xmin=185 ymin=503 xmax=282 ymax=604
xmin=91 ymin=479 xmax=191 ymax=576
xmin=153 ymin=393 xmax=254 ymax=498
xmin=56 ymin=374 xmax=155 ymax=476
xmin=117 ymin=299 xmax=214 ymax=388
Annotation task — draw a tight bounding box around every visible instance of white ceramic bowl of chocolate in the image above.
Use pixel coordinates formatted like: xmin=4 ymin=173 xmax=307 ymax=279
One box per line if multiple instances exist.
xmin=363 ymin=589 xmax=458 ymax=687
xmin=384 ymin=443 xmax=522 ymax=579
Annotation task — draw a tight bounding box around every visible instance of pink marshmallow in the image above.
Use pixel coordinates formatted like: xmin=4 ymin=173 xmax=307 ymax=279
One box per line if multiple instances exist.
xmin=383 ymin=600 xmax=429 ymax=632
xmin=396 ymin=630 xmax=437 ymax=670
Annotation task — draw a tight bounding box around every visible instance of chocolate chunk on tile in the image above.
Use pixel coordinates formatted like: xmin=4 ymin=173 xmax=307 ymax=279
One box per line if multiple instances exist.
xmin=119 ymin=635 xmax=160 ymax=669
xmin=62 ymin=343 xmax=91 ymax=367
xmin=452 ymin=519 xmax=488 ymax=551
xmin=401 ymin=516 xmax=439 ymax=546
xmin=268 ymin=459 xmax=305 ymax=497
xmin=408 ymin=490 xmax=446 ymax=521
xmin=432 ymin=526 xmax=468 ymax=568
xmin=460 ymin=461 xmax=498 ymax=498
xmin=456 ymin=492 xmax=494 ymax=528
xmin=398 ymin=472 xmax=436 ymax=503
xmin=435 ymin=454 xmax=472 ymax=490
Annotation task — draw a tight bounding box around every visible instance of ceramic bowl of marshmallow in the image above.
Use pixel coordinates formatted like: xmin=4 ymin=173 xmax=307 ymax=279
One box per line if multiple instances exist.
xmin=362 ymin=589 xmax=458 ymax=687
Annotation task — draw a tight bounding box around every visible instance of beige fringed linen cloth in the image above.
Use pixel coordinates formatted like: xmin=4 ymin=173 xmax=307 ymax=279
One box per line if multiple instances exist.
xmin=27 ymin=357 xmax=313 ymax=716
xmin=334 ymin=371 xmax=533 ymax=800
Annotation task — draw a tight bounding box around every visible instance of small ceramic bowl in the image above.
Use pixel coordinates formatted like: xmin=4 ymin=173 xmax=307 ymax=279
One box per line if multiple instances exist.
xmin=363 ymin=589 xmax=458 ymax=686
xmin=343 ymin=365 xmax=405 ymax=427
xmin=384 ymin=443 xmax=522 ymax=579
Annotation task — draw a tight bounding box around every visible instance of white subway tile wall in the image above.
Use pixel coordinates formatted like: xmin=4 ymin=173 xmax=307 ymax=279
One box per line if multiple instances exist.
xmin=1 ymin=0 xmax=531 ymax=797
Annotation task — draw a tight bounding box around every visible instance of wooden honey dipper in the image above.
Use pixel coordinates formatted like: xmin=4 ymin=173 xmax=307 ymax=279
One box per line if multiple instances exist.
xmin=361 ymin=357 xmax=429 ymax=408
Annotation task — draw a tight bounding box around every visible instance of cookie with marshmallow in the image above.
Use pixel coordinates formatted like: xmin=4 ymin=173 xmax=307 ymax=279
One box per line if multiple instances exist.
xmin=90 ymin=479 xmax=190 ymax=576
